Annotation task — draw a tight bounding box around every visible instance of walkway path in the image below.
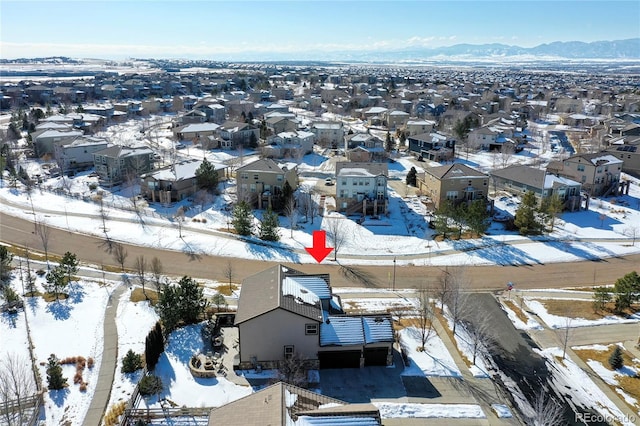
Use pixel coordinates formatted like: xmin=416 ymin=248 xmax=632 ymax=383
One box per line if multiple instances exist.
xmin=83 ymin=284 xmax=127 ymax=426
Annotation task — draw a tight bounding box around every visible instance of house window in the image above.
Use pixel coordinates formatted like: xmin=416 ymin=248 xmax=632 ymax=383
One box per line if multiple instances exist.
xmin=305 ymin=324 xmax=318 ymax=335
xmin=253 ymin=174 xmax=259 ymax=180
xmin=284 ymin=345 xmax=294 ymax=359
xmin=446 ymin=191 xmax=458 ymax=200
xmin=277 ymin=175 xmax=283 ymax=182
xmin=577 ymin=164 xmax=585 ymax=172
xmin=241 ymin=173 xmax=248 ymax=180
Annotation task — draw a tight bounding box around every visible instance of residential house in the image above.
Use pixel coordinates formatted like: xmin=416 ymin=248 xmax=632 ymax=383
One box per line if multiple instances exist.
xmin=361 ymin=106 xmax=388 ymax=126
xmin=547 ymin=153 xmax=624 ymax=196
xmin=490 ymin=165 xmax=582 ymax=211
xmin=141 ymin=158 xmax=227 ymax=204
xmin=33 ymin=128 xmax=84 ymax=157
xmin=235 ymin=265 xmax=394 ymax=370
xmin=384 ymin=110 xmax=410 ymax=129
xmin=404 ymin=119 xmax=436 ymax=136
xmin=605 ymin=143 xmax=640 ymax=178
xmin=207 ymin=382 xmax=382 ymax=426
xmin=417 ymin=163 xmax=489 ymax=210
xmin=265 ymin=115 xmax=298 ymax=135
xmin=311 ymin=121 xmax=344 ymax=149
xmin=407 ymin=132 xmax=456 ymax=162
xmin=175 ymin=123 xmax=220 ymax=145
xmin=335 ymin=162 xmax=388 ymax=216
xmin=236 ymin=159 xmax=298 ymax=208
xmin=345 ymin=133 xmax=386 ymax=162
xmin=195 ymin=103 xmax=226 ymax=124
xmin=263 ymin=130 xmax=315 ymax=159
xmin=92 ymin=145 xmax=154 ymax=186
xmin=53 ymin=136 xmax=109 ymax=174
xmin=218 ymin=121 xmax=259 ymax=150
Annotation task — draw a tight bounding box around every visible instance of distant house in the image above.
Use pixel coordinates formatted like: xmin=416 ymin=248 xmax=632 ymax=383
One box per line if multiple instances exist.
xmin=140 ymin=158 xmax=227 ymax=204
xmin=417 ymin=163 xmax=489 ymax=210
xmin=404 ymin=119 xmax=435 ymax=136
xmin=345 ymin=133 xmax=385 ymax=162
xmin=384 ymin=110 xmax=410 ymax=129
xmin=33 ymin=128 xmax=84 ymax=157
xmin=547 ymin=153 xmax=624 ymax=196
xmin=207 ymin=382 xmax=382 ymax=426
xmin=53 ymin=136 xmax=109 ymax=174
xmin=236 ymin=159 xmax=298 ymax=208
xmin=605 ymin=143 xmax=640 ymax=178
xmin=218 ymin=121 xmax=259 ymax=150
xmin=263 ymin=130 xmax=315 ymax=158
xmin=92 ymin=145 xmax=154 ymax=186
xmin=311 ymin=121 xmax=344 ymax=149
xmin=335 ymin=161 xmax=388 ymax=216
xmin=265 ymin=115 xmax=298 ymax=135
xmin=234 ymin=265 xmax=394 ymax=370
xmin=490 ymin=165 xmax=582 ymax=211
xmin=175 ymin=123 xmax=220 ymax=143
xmin=407 ymin=132 xmax=456 ymax=162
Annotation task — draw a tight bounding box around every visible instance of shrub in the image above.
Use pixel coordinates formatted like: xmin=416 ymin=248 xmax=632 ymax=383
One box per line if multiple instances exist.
xmin=609 ymin=346 xmax=624 ymax=370
xmin=79 ymin=383 xmax=87 ymax=392
xmin=138 ymin=374 xmax=163 ymax=396
xmin=122 ymin=349 xmax=143 ymax=373
xmin=46 ymin=354 xmax=67 ymax=390
xmin=36 ymin=269 xmax=46 ymax=276
xmin=87 ymin=357 xmax=94 ymax=368
xmin=88 ymin=183 xmax=98 ymax=190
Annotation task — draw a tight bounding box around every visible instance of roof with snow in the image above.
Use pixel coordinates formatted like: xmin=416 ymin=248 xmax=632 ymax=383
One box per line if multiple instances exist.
xmin=424 ymin=163 xmax=487 ymax=180
xmin=143 ymin=159 xmax=225 ymax=183
xmin=180 ymin=123 xmax=220 ymax=133
xmin=320 ymin=316 xmax=394 ymax=347
xmin=336 ymin=161 xmax=388 ymax=178
xmin=207 ymin=382 xmax=381 ymax=426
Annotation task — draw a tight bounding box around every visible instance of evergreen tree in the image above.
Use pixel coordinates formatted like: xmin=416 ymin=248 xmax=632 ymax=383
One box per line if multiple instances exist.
xmin=465 ymin=199 xmax=490 ymax=236
xmin=613 ymin=271 xmax=640 ymax=313
xmin=433 ymin=201 xmax=455 ymax=239
xmin=45 ymin=266 xmax=67 ymax=299
xmin=138 ymin=375 xmax=163 ymax=397
xmin=385 ymin=131 xmax=393 ymax=152
xmin=0 ymin=245 xmax=13 ymax=285
xmin=46 ymin=354 xmax=67 ymax=390
xmin=608 ymin=346 xmax=624 ymax=370
xmin=195 ymin=158 xmax=219 ymax=193
xmin=592 ymin=286 xmax=612 ymax=313
xmin=232 ymin=201 xmax=253 ymax=236
xmin=541 ymin=194 xmax=564 ymax=232
xmin=259 ymin=207 xmax=280 ymax=242
xmin=122 ymin=349 xmax=143 ymax=373
xmin=406 ymin=167 xmax=417 ymax=186
xmin=514 ymin=191 xmax=542 ymax=235
xmin=59 ymin=251 xmax=79 ymax=285
xmin=177 ymin=276 xmax=207 ymax=324
xmin=144 ymin=321 xmax=164 ymax=371
xmin=156 ymin=284 xmax=181 ymax=333
xmin=248 ymin=131 xmax=258 ymax=149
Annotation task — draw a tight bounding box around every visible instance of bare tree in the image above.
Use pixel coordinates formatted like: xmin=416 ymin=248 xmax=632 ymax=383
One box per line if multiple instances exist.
xmin=23 ymin=246 xmax=35 ymax=295
xmin=97 ymin=192 xmax=109 ymax=234
xmin=437 ymin=266 xmax=451 ymax=313
xmin=444 ymin=266 xmax=469 ymax=336
xmin=175 ymin=206 xmax=186 ymax=239
xmin=34 ymin=219 xmax=51 ymax=269
xmin=134 ymin=255 xmax=148 ymax=298
xmin=326 ymin=216 xmax=347 ymax=261
xmin=222 ymin=261 xmax=234 ymax=293
xmin=113 ymin=243 xmax=128 ymax=273
xmin=299 ymin=189 xmax=317 ymax=225
xmin=0 ymin=353 xmax=36 ymax=426
xmin=416 ymin=286 xmax=435 ymax=351
xmin=499 ymin=143 xmax=514 ymax=168
xmin=624 ymin=225 xmax=639 ymax=246
xmin=528 ymin=388 xmax=565 ymax=426
xmin=276 ymin=352 xmax=308 ymax=389
xmin=463 ymin=311 xmax=495 ymax=365
xmin=283 ymin=195 xmax=298 ymax=238
xmin=150 ymin=257 xmax=163 ymax=293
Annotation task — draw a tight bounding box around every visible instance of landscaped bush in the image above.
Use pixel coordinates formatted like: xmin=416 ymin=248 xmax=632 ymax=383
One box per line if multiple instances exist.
xmin=122 ymin=349 xmax=143 ymax=373
xmin=138 ymin=374 xmax=163 ymax=396
xmin=609 ymin=346 xmax=624 ymax=370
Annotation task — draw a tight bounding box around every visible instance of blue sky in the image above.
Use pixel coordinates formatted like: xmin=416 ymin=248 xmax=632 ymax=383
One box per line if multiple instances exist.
xmin=1 ymin=1 xmax=638 ymax=59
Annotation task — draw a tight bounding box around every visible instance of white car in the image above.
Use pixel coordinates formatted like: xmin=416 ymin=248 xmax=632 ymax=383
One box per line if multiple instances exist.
xmin=324 ymin=177 xmax=334 ymax=186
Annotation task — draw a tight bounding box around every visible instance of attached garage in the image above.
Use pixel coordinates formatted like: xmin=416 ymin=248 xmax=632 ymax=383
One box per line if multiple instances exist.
xmin=363 ymin=347 xmax=389 ymax=366
xmin=319 ymin=350 xmax=361 ymax=369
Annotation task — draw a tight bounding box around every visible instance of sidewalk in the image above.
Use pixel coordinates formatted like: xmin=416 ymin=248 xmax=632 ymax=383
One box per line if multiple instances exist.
xmin=83 ymin=284 xmax=127 ymax=426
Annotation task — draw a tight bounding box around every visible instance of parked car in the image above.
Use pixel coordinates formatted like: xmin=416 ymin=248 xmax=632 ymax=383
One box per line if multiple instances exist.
xmin=324 ymin=177 xmax=334 ymax=186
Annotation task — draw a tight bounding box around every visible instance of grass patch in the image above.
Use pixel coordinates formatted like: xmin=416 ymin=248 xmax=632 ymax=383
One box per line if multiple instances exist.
xmin=130 ymin=288 xmax=159 ymax=305
xmin=539 ymin=298 xmax=639 ymax=320
xmin=503 ymin=299 xmax=529 ymax=323
xmin=216 ymin=283 xmax=238 ymax=296
xmin=574 ymin=345 xmax=640 ymax=412
xmin=434 ymin=310 xmax=473 ymax=368
xmin=24 ymin=291 xmax=43 ymax=298
xmin=42 ymin=292 xmax=69 ymax=302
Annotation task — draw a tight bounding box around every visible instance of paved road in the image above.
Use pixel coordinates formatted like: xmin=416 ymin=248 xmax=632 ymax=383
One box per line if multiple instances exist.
xmin=2 ymin=212 xmax=639 ymax=290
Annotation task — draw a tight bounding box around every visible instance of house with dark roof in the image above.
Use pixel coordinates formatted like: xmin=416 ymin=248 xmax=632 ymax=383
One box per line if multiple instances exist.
xmin=547 ymin=152 xmax=624 ymax=196
xmin=490 ymin=165 xmax=582 ymax=210
xmin=335 ymin=162 xmax=388 ymax=216
xmin=92 ymin=145 xmax=154 ymax=186
xmin=407 ymin=132 xmax=456 ymax=162
xmin=208 ymin=382 xmax=381 ymax=426
xmin=235 ymin=265 xmax=394 ymax=370
xmin=236 ymin=159 xmax=298 ymax=208
xmin=417 ymin=163 xmax=489 ymax=210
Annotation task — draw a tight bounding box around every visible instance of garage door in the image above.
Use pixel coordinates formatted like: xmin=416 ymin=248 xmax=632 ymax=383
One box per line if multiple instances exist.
xmin=364 ymin=347 xmax=389 ymax=366
xmin=319 ymin=350 xmax=361 ymax=369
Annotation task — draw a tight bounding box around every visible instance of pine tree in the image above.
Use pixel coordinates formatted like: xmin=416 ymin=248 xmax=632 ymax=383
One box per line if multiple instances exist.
xmin=195 ymin=158 xmax=219 ymax=193
xmin=608 ymin=346 xmax=624 ymax=370
xmin=157 ymin=284 xmax=181 ymax=333
xmin=122 ymin=349 xmax=143 ymax=373
xmin=406 ymin=167 xmax=417 ymax=186
xmin=385 ymin=131 xmax=393 ymax=152
xmin=46 ymin=354 xmax=67 ymax=390
xmin=45 ymin=266 xmax=67 ymax=299
xmin=138 ymin=375 xmax=163 ymax=397
xmin=0 ymin=245 xmax=13 ymax=284
xmin=514 ymin=191 xmax=542 ymax=235
xmin=259 ymin=207 xmax=280 ymax=242
xmin=465 ymin=199 xmax=490 ymax=236
xmin=177 ymin=276 xmax=207 ymax=324
xmin=541 ymin=194 xmax=564 ymax=232
xmin=248 ymin=131 xmax=258 ymax=149
xmin=232 ymin=201 xmax=253 ymax=236
xmin=144 ymin=321 xmax=164 ymax=371
xmin=59 ymin=251 xmax=79 ymax=285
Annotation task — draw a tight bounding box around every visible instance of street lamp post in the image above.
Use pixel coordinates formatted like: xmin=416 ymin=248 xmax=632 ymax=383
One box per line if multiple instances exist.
xmin=392 ymin=257 xmax=396 ymax=291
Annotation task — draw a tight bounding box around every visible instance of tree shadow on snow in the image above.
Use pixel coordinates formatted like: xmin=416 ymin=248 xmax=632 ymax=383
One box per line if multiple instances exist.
xmin=48 ymin=388 xmax=69 ymax=408
xmin=45 ymin=300 xmax=72 ymax=321
xmin=66 ymin=281 xmax=85 ymax=304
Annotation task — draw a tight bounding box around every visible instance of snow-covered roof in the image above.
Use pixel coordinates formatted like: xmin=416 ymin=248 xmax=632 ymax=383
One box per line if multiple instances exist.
xmin=544 ymin=174 xmax=581 ymax=189
xmin=295 ymin=416 xmax=379 ymax=425
xmin=320 ymin=316 xmax=394 ymax=346
xmin=282 ymin=275 xmax=330 ymax=303
xmin=181 ymin=123 xmax=220 ymax=133
xmin=338 ymin=168 xmax=376 ymax=177
xmin=588 ymin=154 xmax=623 ymax=166
xmin=145 ymin=159 xmax=225 ymax=182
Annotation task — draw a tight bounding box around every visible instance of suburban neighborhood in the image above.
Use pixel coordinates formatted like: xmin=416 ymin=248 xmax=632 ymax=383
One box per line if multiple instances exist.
xmin=1 ymin=22 xmax=640 ymax=426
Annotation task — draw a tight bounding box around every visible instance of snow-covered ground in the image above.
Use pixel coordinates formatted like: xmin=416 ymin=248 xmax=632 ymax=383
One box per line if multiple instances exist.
xmin=498 ymin=298 xmax=543 ymax=330
xmin=525 ymin=299 xmax=640 ymax=329
xmin=399 ymin=327 xmax=462 ymax=378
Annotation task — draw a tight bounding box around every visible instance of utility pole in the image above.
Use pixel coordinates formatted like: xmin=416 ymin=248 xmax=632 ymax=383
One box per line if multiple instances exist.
xmin=392 ymin=256 xmax=397 ymax=291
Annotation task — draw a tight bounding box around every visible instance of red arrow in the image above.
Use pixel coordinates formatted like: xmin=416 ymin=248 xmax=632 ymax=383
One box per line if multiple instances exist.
xmin=305 ymin=230 xmax=334 ymax=263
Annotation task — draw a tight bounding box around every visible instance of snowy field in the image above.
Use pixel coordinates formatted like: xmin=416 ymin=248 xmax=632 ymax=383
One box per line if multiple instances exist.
xmin=525 ymin=299 xmax=640 ymax=329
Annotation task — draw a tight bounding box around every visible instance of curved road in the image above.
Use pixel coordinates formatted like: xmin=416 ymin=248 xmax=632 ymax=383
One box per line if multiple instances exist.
xmin=2 ymin=212 xmax=639 ymax=290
